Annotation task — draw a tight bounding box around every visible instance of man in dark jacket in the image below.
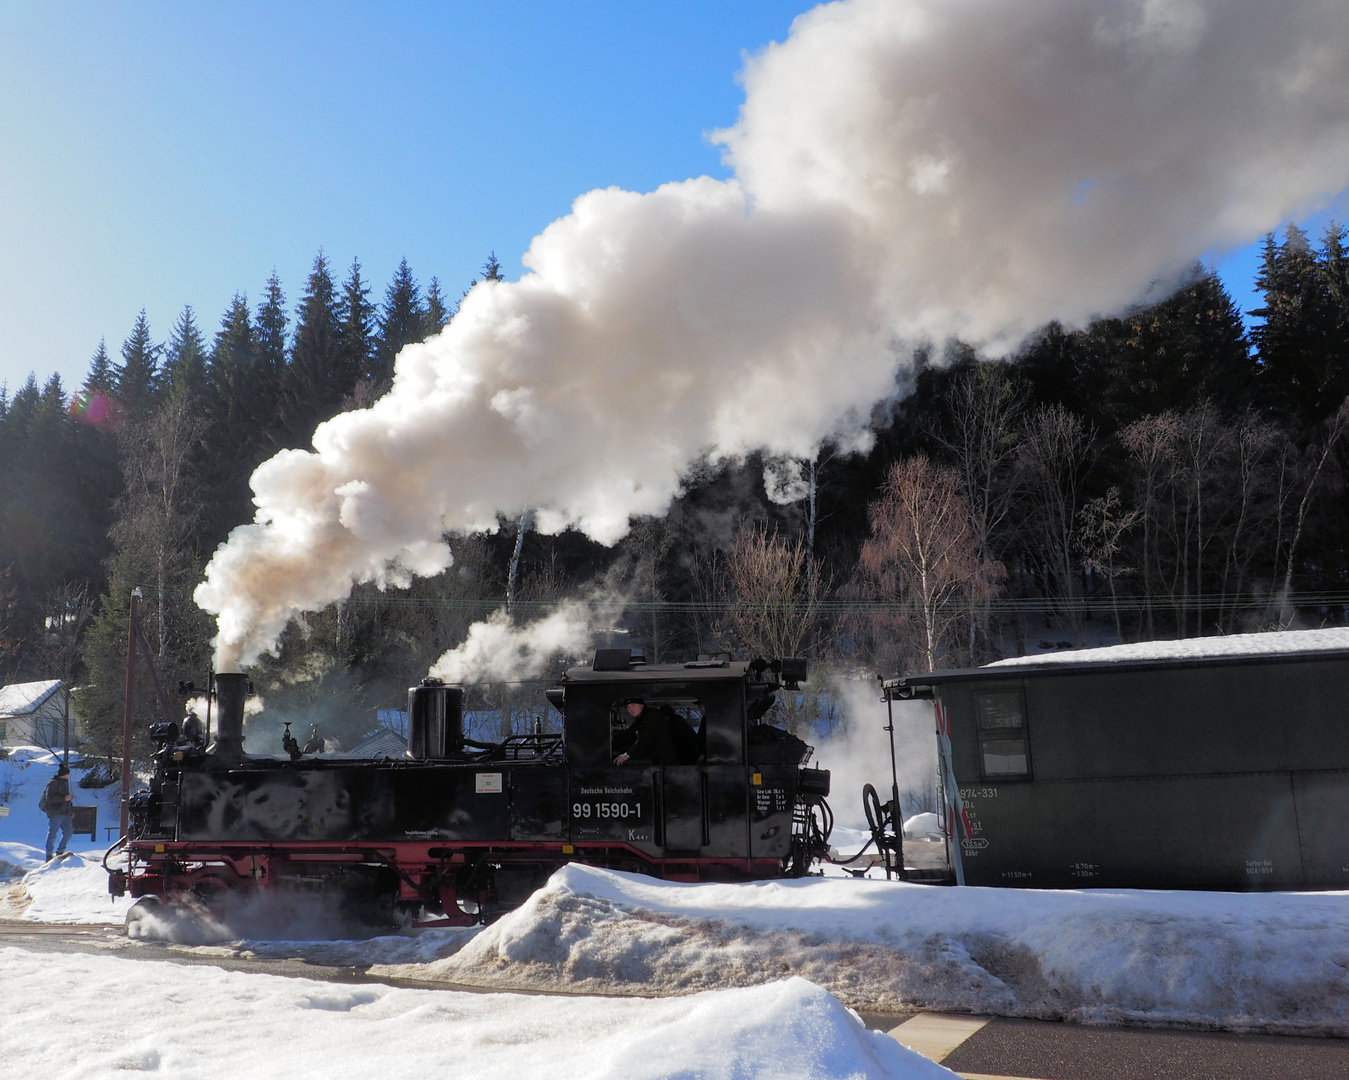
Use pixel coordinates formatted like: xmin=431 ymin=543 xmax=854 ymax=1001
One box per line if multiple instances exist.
xmin=42 ymin=765 xmax=74 ymax=861
xmin=614 ymin=701 xmax=699 ymax=766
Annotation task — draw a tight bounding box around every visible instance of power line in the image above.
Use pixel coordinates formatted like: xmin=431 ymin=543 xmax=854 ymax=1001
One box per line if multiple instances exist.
xmin=330 ymin=593 xmax=1349 ymax=614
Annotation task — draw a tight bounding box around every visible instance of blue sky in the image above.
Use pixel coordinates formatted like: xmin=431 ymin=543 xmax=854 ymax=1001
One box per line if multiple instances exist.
xmin=0 ymin=1 xmax=1344 ymax=395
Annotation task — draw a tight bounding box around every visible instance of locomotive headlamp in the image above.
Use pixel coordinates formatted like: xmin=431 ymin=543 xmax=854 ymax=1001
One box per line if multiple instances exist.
xmin=798 ymin=767 xmax=831 ymax=798
xmin=779 ymin=658 xmax=808 ymax=690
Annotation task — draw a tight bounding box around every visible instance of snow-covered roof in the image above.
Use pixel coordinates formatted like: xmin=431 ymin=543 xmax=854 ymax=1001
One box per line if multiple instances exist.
xmin=985 ymin=627 xmax=1349 ymax=668
xmin=0 ymin=679 xmax=63 ymax=718
xmin=338 ymin=728 xmax=409 ymax=759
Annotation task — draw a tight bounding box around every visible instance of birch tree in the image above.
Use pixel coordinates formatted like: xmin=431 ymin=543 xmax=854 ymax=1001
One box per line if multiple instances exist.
xmin=856 ymin=456 xmax=1001 ymax=673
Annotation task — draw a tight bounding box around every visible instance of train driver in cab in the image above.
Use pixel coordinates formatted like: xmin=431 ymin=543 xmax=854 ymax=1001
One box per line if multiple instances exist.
xmin=613 ymin=698 xmax=699 ymax=766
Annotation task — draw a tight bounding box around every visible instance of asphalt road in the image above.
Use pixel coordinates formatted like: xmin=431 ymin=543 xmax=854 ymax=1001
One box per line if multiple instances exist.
xmin=872 ymin=1011 xmax=1349 ymax=1080
xmin=939 ymin=1016 xmax=1349 ymax=1080
xmin=5 ymin=921 xmax=1347 ymax=1078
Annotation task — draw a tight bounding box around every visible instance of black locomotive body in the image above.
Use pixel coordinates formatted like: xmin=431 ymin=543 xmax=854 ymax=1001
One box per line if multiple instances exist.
xmin=113 ymin=650 xmax=831 ymax=923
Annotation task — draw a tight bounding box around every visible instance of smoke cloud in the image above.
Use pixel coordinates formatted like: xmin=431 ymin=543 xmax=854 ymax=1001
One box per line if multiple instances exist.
xmin=763 ymin=457 xmax=811 ymax=506
xmin=428 ymin=601 xmax=606 ymax=684
xmin=196 ymin=0 xmax=1349 ymax=669
xmin=185 ymin=694 xmax=264 ymax=723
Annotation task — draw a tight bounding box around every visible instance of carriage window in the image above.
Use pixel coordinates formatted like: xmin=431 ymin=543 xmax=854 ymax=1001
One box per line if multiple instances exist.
xmin=976 ymin=689 xmax=1030 ymax=779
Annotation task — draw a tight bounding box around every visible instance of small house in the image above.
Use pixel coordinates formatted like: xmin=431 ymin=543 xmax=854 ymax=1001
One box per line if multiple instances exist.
xmin=0 ymin=679 xmax=75 ymax=750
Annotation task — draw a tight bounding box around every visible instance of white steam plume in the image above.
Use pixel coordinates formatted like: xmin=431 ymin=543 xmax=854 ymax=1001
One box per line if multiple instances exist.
xmin=815 ymin=680 xmax=938 ymax=833
xmin=428 ymin=601 xmax=603 ymax=685
xmin=185 ymin=694 xmax=264 ymax=722
xmin=763 ymin=457 xmax=811 ymax=506
xmin=197 ymin=0 xmax=1349 ymax=670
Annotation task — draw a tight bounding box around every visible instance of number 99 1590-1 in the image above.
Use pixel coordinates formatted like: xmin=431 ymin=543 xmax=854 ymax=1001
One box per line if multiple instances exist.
xmin=572 ymin=801 xmax=642 ymax=820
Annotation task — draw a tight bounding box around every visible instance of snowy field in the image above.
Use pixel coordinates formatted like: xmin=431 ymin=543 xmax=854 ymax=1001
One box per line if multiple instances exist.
xmin=0 ymin=746 xmax=135 ymax=923
xmin=369 ymin=865 xmax=1349 ymax=1037
xmin=0 ymin=950 xmax=951 ymax=1080
xmin=6 ymin=757 xmax=1349 ymax=1038
xmin=38 ymin=858 xmax=1340 ymax=1039
xmin=7 ymin=735 xmax=1349 ymax=1058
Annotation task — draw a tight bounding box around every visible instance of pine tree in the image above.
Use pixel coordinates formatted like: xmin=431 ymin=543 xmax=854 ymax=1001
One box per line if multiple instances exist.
xmin=164 ymin=306 xmax=208 ymax=398
xmin=1251 ymin=225 xmax=1349 ymax=427
xmin=423 ymin=276 xmax=449 ymax=339
xmin=254 ymin=271 xmax=288 ymax=410
xmin=115 ymin=311 xmax=161 ymax=421
xmin=83 ymin=339 xmax=115 ymax=392
xmin=81 ymin=389 xmax=212 ymax=760
xmin=0 ymin=372 xmax=117 ymax=680
xmin=1100 ymin=268 xmax=1254 ymax=427
xmin=283 ymin=251 xmax=347 ymax=441
xmin=206 ymin=294 xmax=255 ymax=429
xmin=454 ymin=251 xmax=506 ymax=316
xmin=337 ymin=258 xmax=375 ymax=387
xmin=373 ymin=257 xmax=426 ymax=386
xmin=199 ymin=294 xmax=271 ymax=550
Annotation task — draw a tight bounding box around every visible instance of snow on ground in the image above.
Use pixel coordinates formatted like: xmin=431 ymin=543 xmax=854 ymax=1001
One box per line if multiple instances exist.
xmin=0 ymin=947 xmax=951 ymax=1080
xmin=373 ymin=865 xmax=1349 ymax=1037
xmin=0 ymin=747 xmax=135 ymax=923
xmin=0 ymin=844 xmax=133 ymax=923
xmin=8 ymin=741 xmax=1347 ymax=1043
xmin=826 ymin=824 xmax=949 ymax=874
xmin=986 ymin=626 xmax=1349 ymax=666
xmin=10 ymin=827 xmax=1347 ymax=1039
xmin=0 ymin=746 xmax=126 ymax=856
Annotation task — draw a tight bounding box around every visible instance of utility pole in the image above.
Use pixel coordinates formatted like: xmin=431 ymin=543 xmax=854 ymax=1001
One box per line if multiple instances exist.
xmin=119 ymin=587 xmax=142 ymax=837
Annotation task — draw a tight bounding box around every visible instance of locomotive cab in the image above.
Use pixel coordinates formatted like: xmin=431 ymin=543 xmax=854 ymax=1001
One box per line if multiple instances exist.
xmin=548 ymin=650 xmax=826 ymax=870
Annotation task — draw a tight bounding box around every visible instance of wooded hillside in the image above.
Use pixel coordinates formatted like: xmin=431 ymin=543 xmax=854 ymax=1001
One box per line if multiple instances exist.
xmin=2 ymin=228 xmax=1347 ymax=757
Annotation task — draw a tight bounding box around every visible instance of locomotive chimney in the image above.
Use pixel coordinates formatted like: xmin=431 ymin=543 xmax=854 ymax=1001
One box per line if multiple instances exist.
xmin=212 ymin=672 xmax=249 ymax=759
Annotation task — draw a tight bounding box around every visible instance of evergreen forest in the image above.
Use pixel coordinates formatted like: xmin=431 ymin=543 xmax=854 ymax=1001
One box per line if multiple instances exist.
xmin=2 ymin=227 xmax=1348 ymax=762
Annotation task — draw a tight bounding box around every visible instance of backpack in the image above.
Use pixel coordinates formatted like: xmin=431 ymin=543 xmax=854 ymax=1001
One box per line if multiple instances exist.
xmin=39 ymin=778 xmax=61 ymax=815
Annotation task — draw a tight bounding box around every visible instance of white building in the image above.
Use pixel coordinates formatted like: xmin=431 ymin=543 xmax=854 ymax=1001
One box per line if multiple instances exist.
xmin=0 ymin=679 xmax=76 ymax=750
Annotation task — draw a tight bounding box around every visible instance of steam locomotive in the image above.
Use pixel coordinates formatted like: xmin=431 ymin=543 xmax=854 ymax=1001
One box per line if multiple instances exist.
xmin=109 ymin=649 xmax=836 ymax=924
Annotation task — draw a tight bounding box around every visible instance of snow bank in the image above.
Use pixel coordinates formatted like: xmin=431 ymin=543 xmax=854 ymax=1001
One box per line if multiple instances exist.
xmin=903 ymin=813 xmax=943 ymax=842
xmin=0 ymin=746 xmax=137 ymax=923
xmin=375 ymin=865 xmax=1349 ymax=1037
xmin=0 ymin=946 xmax=952 ymax=1080
xmin=0 ymin=844 xmax=133 ymax=923
xmin=987 ymin=627 xmax=1349 ymax=667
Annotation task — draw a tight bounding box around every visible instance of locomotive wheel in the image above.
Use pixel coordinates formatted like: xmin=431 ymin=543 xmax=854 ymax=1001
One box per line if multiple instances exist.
xmin=124 ymin=895 xmax=163 ymax=935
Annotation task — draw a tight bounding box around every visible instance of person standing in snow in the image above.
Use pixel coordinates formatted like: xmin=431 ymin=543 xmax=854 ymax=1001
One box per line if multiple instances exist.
xmin=41 ymin=764 xmax=74 ymax=861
